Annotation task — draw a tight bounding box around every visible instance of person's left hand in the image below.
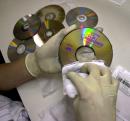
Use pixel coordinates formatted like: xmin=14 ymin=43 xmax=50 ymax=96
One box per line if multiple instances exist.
xmin=25 ymin=24 xmax=77 ymax=77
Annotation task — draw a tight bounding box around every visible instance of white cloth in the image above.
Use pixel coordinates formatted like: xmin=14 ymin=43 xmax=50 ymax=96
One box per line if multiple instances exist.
xmin=0 ymin=95 xmax=29 ymax=121
xmin=62 ymin=61 xmax=105 ymax=98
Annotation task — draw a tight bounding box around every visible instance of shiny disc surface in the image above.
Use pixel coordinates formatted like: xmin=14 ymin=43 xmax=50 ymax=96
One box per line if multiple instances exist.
xmin=13 ymin=14 xmax=41 ymax=40
xmin=59 ymin=28 xmax=113 ymax=66
xmin=8 ymin=38 xmax=36 ymax=62
xmin=38 ymin=20 xmax=64 ymax=43
xmin=66 ymin=7 xmax=98 ymax=28
xmin=36 ymin=5 xmax=65 ymax=23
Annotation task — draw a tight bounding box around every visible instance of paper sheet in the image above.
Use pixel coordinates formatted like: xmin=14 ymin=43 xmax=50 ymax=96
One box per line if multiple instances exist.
xmin=113 ymin=66 xmax=130 ymax=121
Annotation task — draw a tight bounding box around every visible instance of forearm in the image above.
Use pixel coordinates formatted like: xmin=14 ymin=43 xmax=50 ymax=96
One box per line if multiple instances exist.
xmin=0 ymin=57 xmax=33 ymax=90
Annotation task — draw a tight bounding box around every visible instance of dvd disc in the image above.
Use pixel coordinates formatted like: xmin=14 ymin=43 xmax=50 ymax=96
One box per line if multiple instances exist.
xmin=66 ymin=7 xmax=98 ymax=28
xmin=59 ymin=28 xmax=113 ymax=66
xmin=7 ymin=38 xmax=36 ymax=62
xmin=36 ymin=5 xmax=65 ymax=23
xmin=13 ymin=14 xmax=41 ymax=40
xmin=38 ymin=20 xmax=64 ymax=43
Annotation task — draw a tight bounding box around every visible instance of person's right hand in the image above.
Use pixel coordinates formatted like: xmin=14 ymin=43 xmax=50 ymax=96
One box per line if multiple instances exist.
xmin=67 ymin=63 xmax=119 ymax=121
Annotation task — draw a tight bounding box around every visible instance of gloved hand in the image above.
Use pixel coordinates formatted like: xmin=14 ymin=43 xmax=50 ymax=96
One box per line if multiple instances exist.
xmin=67 ymin=63 xmax=119 ymax=121
xmin=25 ymin=24 xmax=76 ymax=77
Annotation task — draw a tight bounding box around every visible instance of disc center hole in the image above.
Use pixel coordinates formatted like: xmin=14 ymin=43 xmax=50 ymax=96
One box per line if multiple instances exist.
xmin=46 ymin=30 xmax=53 ymax=37
xmin=45 ymin=13 xmax=55 ymax=20
xmin=77 ymin=15 xmax=87 ymax=22
xmin=76 ymin=46 xmax=96 ymax=62
xmin=17 ymin=44 xmax=26 ymax=54
xmin=23 ymin=23 xmax=30 ymax=31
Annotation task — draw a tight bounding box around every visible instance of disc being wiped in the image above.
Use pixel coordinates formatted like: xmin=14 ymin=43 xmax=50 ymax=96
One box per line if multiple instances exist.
xmin=66 ymin=7 xmax=98 ymax=28
xmin=59 ymin=28 xmax=113 ymax=66
xmin=38 ymin=20 xmax=64 ymax=43
xmin=13 ymin=14 xmax=41 ymax=40
xmin=36 ymin=5 xmax=65 ymax=23
xmin=7 ymin=38 xmax=36 ymax=62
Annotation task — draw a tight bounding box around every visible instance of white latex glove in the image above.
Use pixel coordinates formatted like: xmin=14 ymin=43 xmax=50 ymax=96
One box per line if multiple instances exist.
xmin=67 ymin=63 xmax=119 ymax=121
xmin=25 ymin=24 xmax=76 ymax=77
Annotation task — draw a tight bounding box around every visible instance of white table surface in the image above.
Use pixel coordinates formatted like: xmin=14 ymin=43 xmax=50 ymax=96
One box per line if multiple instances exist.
xmin=0 ymin=0 xmax=130 ymax=121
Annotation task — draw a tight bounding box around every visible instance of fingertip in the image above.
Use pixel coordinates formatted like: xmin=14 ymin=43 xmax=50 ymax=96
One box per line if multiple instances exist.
xmin=64 ymin=24 xmax=77 ymax=34
xmin=80 ymin=63 xmax=100 ymax=77
xmin=100 ymin=66 xmax=111 ymax=76
xmin=70 ymin=24 xmax=77 ymax=29
xmin=56 ymin=62 xmax=62 ymax=72
xmin=80 ymin=64 xmax=89 ymax=73
xmin=67 ymin=71 xmax=83 ymax=84
xmin=66 ymin=71 xmax=85 ymax=96
xmin=112 ymin=78 xmax=119 ymax=87
xmin=67 ymin=71 xmax=77 ymax=79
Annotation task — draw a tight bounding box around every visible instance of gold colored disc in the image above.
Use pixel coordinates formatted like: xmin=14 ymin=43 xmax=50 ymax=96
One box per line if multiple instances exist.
xmin=38 ymin=20 xmax=64 ymax=43
xmin=59 ymin=28 xmax=113 ymax=66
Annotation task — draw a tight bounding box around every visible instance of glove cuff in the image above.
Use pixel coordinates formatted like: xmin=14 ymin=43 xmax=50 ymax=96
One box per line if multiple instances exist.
xmin=25 ymin=53 xmax=41 ymax=77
